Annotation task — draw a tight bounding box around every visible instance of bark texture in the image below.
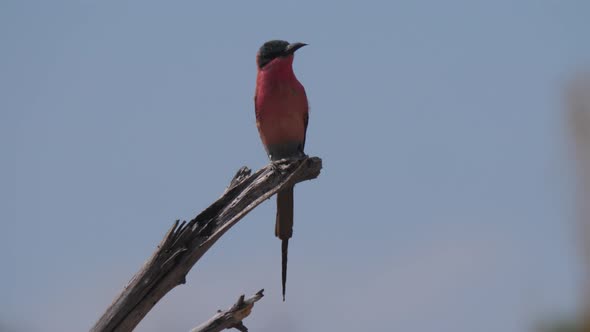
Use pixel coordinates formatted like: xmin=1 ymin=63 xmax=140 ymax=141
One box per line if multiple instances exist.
xmin=90 ymin=157 xmax=322 ymax=332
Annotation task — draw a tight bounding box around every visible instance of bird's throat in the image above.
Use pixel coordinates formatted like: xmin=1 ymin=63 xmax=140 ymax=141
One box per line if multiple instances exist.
xmin=258 ymin=56 xmax=297 ymax=82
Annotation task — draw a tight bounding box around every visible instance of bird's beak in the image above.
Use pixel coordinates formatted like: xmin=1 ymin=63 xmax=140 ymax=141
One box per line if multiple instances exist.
xmin=285 ymin=42 xmax=307 ymax=55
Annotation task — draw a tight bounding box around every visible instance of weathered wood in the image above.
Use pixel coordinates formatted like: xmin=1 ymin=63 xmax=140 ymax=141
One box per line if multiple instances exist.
xmin=90 ymin=157 xmax=322 ymax=332
xmin=190 ymin=289 xmax=264 ymax=332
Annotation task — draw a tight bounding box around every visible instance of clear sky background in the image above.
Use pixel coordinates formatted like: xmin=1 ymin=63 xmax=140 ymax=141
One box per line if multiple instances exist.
xmin=2 ymin=1 xmax=590 ymax=331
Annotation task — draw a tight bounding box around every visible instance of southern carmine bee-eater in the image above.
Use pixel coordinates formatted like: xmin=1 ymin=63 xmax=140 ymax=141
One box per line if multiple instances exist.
xmin=254 ymin=40 xmax=309 ymax=301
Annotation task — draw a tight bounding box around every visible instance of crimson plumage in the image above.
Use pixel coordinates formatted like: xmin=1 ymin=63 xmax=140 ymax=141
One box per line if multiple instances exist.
xmin=254 ymin=40 xmax=309 ymax=301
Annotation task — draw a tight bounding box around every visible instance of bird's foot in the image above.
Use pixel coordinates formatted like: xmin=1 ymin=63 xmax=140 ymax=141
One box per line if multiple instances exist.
xmin=270 ymin=161 xmax=282 ymax=172
xmin=270 ymin=155 xmax=307 ymax=173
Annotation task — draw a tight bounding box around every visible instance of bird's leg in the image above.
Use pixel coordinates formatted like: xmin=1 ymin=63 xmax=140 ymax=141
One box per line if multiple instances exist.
xmin=270 ymin=160 xmax=281 ymax=172
xmin=270 ymin=154 xmax=307 ymax=173
xmin=270 ymin=159 xmax=288 ymax=173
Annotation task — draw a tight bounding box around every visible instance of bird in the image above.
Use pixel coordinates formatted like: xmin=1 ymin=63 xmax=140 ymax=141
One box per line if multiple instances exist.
xmin=254 ymin=40 xmax=309 ymax=301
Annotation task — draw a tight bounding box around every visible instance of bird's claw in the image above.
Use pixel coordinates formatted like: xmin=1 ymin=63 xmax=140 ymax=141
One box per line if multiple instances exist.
xmin=270 ymin=160 xmax=290 ymax=173
xmin=270 ymin=161 xmax=281 ymax=172
xmin=270 ymin=155 xmax=307 ymax=173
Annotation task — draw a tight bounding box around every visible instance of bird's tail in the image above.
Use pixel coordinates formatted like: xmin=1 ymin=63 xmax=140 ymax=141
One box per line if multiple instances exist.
xmin=281 ymin=239 xmax=289 ymax=302
xmin=276 ymin=186 xmax=294 ymax=301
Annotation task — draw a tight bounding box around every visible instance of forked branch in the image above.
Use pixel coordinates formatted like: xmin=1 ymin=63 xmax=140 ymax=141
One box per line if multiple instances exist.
xmin=90 ymin=157 xmax=322 ymax=332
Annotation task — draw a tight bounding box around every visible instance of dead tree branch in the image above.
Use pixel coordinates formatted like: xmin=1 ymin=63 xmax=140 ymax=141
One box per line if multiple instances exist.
xmin=190 ymin=289 xmax=264 ymax=332
xmin=90 ymin=157 xmax=322 ymax=332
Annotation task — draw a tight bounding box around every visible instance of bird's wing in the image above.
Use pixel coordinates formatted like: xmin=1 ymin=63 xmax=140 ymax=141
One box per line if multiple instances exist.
xmin=302 ymin=111 xmax=309 ymax=151
xmin=254 ymin=93 xmax=261 ymax=121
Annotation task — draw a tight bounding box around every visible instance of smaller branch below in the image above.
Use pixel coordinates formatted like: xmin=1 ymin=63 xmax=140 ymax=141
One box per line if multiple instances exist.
xmin=190 ymin=289 xmax=265 ymax=332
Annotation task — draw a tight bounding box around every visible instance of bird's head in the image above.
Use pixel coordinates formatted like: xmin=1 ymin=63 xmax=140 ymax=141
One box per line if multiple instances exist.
xmin=256 ymin=40 xmax=307 ymax=69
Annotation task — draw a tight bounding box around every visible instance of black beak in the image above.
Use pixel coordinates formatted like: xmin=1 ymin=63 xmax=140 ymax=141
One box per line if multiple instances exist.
xmin=285 ymin=42 xmax=307 ymax=55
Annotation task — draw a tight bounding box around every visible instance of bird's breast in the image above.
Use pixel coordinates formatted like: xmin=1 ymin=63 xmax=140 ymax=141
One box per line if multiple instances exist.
xmin=255 ymin=79 xmax=308 ymax=152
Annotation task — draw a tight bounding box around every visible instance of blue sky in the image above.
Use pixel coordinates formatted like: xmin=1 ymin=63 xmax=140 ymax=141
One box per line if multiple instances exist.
xmin=1 ymin=1 xmax=589 ymax=331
